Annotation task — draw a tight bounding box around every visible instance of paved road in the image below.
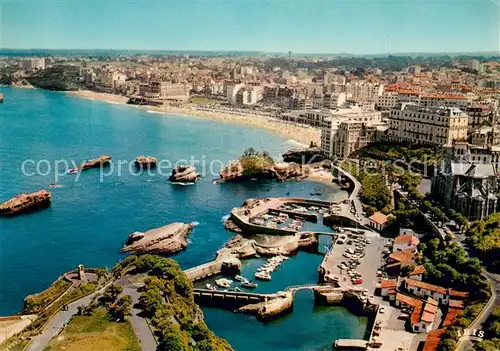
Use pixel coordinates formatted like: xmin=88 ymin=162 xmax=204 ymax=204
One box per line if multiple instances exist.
xmin=26 ymin=285 xmax=109 ymax=351
xmin=116 ymin=275 xmax=158 ymax=351
xmin=456 ymin=271 xmax=500 ymax=351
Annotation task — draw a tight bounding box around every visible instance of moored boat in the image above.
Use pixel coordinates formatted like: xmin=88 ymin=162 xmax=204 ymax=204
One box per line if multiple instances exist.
xmin=242 ymin=281 xmax=258 ymax=289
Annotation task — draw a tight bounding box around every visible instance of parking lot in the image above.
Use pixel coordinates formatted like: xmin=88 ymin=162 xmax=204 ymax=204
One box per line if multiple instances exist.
xmin=322 ymin=228 xmax=387 ymax=294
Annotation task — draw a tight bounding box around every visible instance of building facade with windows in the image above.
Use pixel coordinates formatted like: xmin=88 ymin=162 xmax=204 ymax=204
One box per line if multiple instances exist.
xmin=388 ymin=103 xmax=468 ymax=146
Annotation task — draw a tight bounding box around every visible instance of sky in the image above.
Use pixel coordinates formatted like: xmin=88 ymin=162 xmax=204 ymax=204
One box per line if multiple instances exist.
xmin=0 ymin=0 xmax=499 ymax=54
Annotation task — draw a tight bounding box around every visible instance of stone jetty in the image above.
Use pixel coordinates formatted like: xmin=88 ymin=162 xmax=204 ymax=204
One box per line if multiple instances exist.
xmin=135 ymin=155 xmax=157 ymax=168
xmin=121 ymin=222 xmax=193 ymax=255
xmin=169 ymin=165 xmax=200 ymax=183
xmin=0 ymin=190 xmax=51 ymax=216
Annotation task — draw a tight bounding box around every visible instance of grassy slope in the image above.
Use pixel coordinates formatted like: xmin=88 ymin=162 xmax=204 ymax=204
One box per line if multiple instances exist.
xmin=44 ymin=308 xmax=140 ymax=351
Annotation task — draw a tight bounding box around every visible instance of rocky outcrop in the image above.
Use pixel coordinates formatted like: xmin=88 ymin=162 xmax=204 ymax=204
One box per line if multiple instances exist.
xmin=0 ymin=190 xmax=51 ymax=216
xmin=135 ymin=155 xmax=157 ymax=168
xmin=219 ymin=161 xmax=309 ymax=182
xmin=282 ymin=148 xmax=325 ymax=164
xmin=69 ymin=156 xmax=111 ymax=173
xmin=169 ymin=166 xmax=200 ymax=183
xmin=237 ymin=291 xmax=293 ymax=320
xmin=121 ymin=222 xmax=193 ymax=255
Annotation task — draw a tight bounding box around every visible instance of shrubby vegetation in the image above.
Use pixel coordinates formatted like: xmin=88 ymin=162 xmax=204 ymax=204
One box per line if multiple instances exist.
xmin=417 ymin=238 xmax=489 ymax=299
xmin=466 ymin=213 xmax=500 ymax=273
xmin=27 ymin=65 xmax=82 ymax=91
xmin=476 ymin=307 xmax=500 ymax=350
xmin=118 ymin=255 xmax=233 ymax=351
xmin=342 ymin=162 xmax=392 ymax=213
xmin=239 ymin=147 xmax=274 ymax=177
xmin=24 ymin=278 xmax=72 ymax=313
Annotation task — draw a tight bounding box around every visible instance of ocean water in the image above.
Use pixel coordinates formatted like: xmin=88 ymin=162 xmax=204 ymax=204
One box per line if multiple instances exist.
xmin=0 ymin=87 xmax=366 ymax=350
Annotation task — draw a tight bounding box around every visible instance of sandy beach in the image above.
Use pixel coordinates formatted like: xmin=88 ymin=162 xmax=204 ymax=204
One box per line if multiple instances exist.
xmin=66 ymin=90 xmax=320 ymax=147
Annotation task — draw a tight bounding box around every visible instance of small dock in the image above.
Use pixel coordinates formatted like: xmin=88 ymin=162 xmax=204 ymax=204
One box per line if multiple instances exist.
xmin=333 ymin=339 xmax=368 ymax=350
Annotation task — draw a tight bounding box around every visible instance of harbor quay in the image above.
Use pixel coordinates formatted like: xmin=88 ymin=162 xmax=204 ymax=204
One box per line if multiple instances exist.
xmin=183 ymin=195 xmax=386 ymax=347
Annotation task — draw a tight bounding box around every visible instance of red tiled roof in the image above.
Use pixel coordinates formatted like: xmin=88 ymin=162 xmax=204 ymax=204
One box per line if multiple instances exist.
xmin=409 ymin=265 xmax=425 ymax=276
xmin=449 ymin=289 xmax=469 ymax=298
xmin=442 ymin=308 xmax=463 ymax=327
xmin=394 ymin=235 xmax=420 ymax=246
xmin=389 ymin=249 xmax=416 ymax=265
xmin=396 ymin=292 xmax=422 ymax=307
xmin=379 ymin=279 xmax=398 ymax=289
xmin=369 ymin=212 xmax=390 ymax=225
xmin=423 ymin=329 xmax=447 ymax=351
xmin=448 ymin=300 xmax=465 ymax=309
xmin=420 ymin=93 xmax=467 ymax=100
xmin=405 ymin=278 xmax=447 ymax=295
xmin=411 ymin=304 xmax=424 ymax=324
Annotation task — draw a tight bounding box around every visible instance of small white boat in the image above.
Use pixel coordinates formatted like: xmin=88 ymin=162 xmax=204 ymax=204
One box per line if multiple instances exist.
xmin=234 ymin=275 xmax=247 ymax=282
xmin=242 ymin=281 xmax=258 ymax=289
xmin=215 ymin=278 xmax=232 ymax=288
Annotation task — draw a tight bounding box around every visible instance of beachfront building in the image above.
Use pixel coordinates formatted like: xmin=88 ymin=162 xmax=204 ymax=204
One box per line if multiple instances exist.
xmin=387 ymin=103 xmax=469 ymax=147
xmin=319 ymin=107 xmax=384 ymax=158
xmin=139 ymin=81 xmax=190 ymax=101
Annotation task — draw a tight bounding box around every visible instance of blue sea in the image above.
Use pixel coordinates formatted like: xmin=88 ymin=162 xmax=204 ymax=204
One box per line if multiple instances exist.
xmin=0 ymin=87 xmax=366 ymax=350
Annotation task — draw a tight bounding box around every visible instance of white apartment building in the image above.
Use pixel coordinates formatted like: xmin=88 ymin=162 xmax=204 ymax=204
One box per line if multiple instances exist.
xmin=226 ymin=83 xmax=245 ymax=105
xmin=376 ymin=92 xmax=399 ymax=110
xmin=320 ymin=107 xmax=383 ymax=158
xmin=388 ymin=103 xmax=469 ymax=146
xmin=346 ymin=82 xmax=384 ymax=101
xmin=139 ymin=81 xmax=190 ymax=100
xmin=21 ymin=58 xmax=45 ymax=70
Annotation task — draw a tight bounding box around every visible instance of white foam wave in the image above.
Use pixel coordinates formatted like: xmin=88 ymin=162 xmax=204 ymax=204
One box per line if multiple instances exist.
xmin=169 ymin=181 xmax=195 ymax=186
xmin=147 ymin=110 xmax=165 ymax=115
xmin=284 ymin=139 xmax=308 ymax=148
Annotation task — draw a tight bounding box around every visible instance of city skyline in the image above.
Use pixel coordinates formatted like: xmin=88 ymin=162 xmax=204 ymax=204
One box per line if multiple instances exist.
xmin=1 ymin=0 xmax=499 ymax=54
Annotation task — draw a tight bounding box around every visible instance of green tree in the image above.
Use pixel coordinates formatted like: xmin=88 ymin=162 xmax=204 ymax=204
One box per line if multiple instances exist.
xmin=109 ymin=295 xmax=132 ymax=321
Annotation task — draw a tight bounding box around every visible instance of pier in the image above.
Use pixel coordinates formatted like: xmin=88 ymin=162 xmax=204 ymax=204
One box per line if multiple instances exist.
xmin=333 ymin=339 xmax=368 ymax=350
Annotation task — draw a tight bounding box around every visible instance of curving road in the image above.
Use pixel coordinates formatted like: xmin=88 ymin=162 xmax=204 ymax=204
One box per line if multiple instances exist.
xmin=26 ymin=276 xmax=158 ymax=351
xmin=26 ymin=283 xmax=111 ymax=351
xmin=456 ymin=271 xmax=500 ymax=351
xmin=116 ymin=275 xmax=158 ymax=351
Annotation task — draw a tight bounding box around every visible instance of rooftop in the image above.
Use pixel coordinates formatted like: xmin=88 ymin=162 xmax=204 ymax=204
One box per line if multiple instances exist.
xmin=369 ymin=211 xmax=390 ymax=225
xmin=404 ymin=278 xmax=447 ymax=295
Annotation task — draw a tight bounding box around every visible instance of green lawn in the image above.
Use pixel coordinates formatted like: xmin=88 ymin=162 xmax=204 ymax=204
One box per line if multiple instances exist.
xmin=44 ymin=308 xmax=141 ymax=351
